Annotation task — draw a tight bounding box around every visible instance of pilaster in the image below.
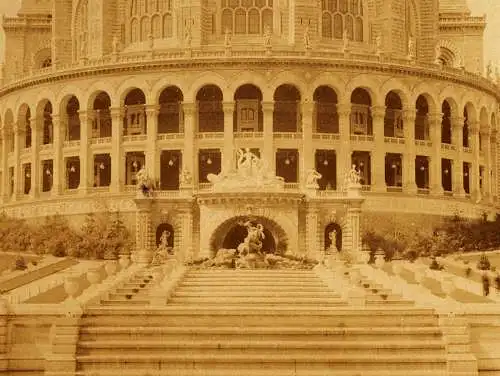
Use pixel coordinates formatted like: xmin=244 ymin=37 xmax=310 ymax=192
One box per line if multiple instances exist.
xmin=301 ymin=101 xmax=314 ymax=189
xmin=430 ymin=113 xmax=444 ymax=196
xmin=305 ymin=205 xmax=319 ymax=260
xmin=182 ymin=102 xmax=196 ymax=184
xmin=346 ymin=205 xmax=362 ymax=260
xmin=262 ymin=101 xmax=274 ymax=173
xmin=52 ymin=114 xmax=63 ymax=196
xmin=482 ymin=130 xmax=492 ymax=202
xmin=79 ymin=111 xmax=89 ymax=195
xmin=146 ymin=106 xmax=159 ymax=180
xmin=222 ymin=101 xmax=235 ymax=171
xmin=134 ymin=198 xmax=154 ymax=265
xmin=372 ymin=105 xmax=386 ymax=192
xmin=181 ymin=209 xmax=194 ymax=263
xmin=110 ymin=107 xmax=123 ymax=193
xmin=403 ymin=110 xmax=417 ymax=194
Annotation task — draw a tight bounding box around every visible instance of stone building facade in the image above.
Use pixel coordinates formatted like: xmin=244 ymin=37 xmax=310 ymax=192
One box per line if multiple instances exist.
xmin=0 ymin=0 xmax=498 ymax=260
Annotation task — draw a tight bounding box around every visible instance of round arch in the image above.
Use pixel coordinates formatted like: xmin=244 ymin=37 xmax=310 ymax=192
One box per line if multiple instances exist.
xmin=209 ymin=215 xmax=288 ymax=256
xmin=155 ymin=223 xmax=174 ymax=248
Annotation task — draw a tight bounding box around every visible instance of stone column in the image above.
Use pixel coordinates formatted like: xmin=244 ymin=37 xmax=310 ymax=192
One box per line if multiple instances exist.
xmin=470 ymin=123 xmax=480 ymax=200
xmin=182 ymin=102 xmax=196 ymax=183
xmin=346 ymin=204 xmax=362 ymax=262
xmin=430 ymin=113 xmax=443 ymax=195
xmin=145 ymin=105 xmax=159 ymax=181
xmin=79 ymin=111 xmax=89 ymax=195
xmin=12 ymin=124 xmax=21 ymax=200
xmin=181 ymin=209 xmax=194 ymax=263
xmin=453 ymin=117 xmax=465 ymax=197
xmin=262 ymin=101 xmax=274 ymax=172
xmin=0 ymin=129 xmax=8 ymax=202
xmin=301 ymin=101 xmax=314 ymax=189
xmin=305 ymin=205 xmax=320 ymax=260
xmin=134 ymin=198 xmax=154 ymax=265
xmin=490 ymin=131 xmax=497 ymax=200
xmin=482 ymin=130 xmax=492 ymax=201
xmin=52 ymin=114 xmax=63 ymax=195
xmin=110 ymin=107 xmax=123 ymax=193
xmin=222 ymin=101 xmax=235 ymax=171
xmin=336 ymin=103 xmax=351 ymax=187
xmin=30 ymin=119 xmax=40 ymax=199
xmin=372 ymin=105 xmax=386 ymax=192
xmin=403 ymin=110 xmax=417 ymax=194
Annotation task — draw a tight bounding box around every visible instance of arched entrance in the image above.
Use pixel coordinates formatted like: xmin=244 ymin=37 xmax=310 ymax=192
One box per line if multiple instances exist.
xmin=222 ymin=222 xmax=276 ymax=253
xmin=324 ymin=222 xmax=342 ymax=251
xmin=209 ymin=215 xmax=287 ymax=256
xmin=156 ymin=223 xmax=174 ymax=248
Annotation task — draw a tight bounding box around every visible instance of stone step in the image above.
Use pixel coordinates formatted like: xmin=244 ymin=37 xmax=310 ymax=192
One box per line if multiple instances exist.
xmin=179 ymin=281 xmax=327 ymax=287
xmin=167 ymin=296 xmax=346 ymax=305
xmin=79 ymin=325 xmax=444 ymax=342
xmin=82 ymin=307 xmax=440 ymax=327
xmin=186 ymin=270 xmax=317 ymax=275
xmin=172 ymin=291 xmax=340 ymax=298
xmin=175 ymin=285 xmax=332 ymax=292
xmin=77 ymin=353 xmax=447 ymax=371
xmin=76 ymin=369 xmax=447 ymax=376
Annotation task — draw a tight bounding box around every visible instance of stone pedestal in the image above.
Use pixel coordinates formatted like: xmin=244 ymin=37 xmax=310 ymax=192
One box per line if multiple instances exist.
xmin=134 ymin=198 xmax=154 ymax=265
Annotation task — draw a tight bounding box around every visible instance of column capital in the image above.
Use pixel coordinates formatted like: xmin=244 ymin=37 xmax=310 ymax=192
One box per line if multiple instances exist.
xmin=469 ymin=125 xmax=479 ymax=135
xmin=181 ymin=102 xmax=197 ymax=116
xmin=336 ymin=103 xmax=351 ymax=116
xmin=371 ymin=105 xmax=385 ymax=120
xmin=301 ymin=101 xmax=314 ymax=115
xmin=109 ymin=107 xmax=124 ymax=118
xmin=222 ymin=101 xmax=235 ymax=114
xmin=403 ymin=109 xmax=417 ymax=121
xmin=145 ymin=105 xmax=160 ymax=117
xmin=261 ymin=101 xmax=274 ymax=113
xmin=480 ymin=128 xmax=491 ymax=137
xmin=452 ymin=117 xmax=465 ymax=129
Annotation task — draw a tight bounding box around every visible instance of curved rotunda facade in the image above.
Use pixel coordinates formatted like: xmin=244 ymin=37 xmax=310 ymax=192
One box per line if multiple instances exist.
xmin=0 ymin=0 xmax=498 ymax=258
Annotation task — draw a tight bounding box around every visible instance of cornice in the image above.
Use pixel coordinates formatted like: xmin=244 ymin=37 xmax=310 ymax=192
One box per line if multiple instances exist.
xmin=0 ymin=56 xmax=499 ymax=101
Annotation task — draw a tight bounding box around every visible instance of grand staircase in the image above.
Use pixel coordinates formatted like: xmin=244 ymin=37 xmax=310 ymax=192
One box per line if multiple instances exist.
xmin=77 ymin=268 xmax=448 ymax=376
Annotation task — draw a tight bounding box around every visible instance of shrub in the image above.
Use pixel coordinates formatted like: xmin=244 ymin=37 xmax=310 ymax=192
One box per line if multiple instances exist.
xmin=477 ymin=254 xmax=491 ymax=271
xmin=14 ymin=256 xmax=27 ymax=271
xmin=429 ymin=257 xmax=444 ymax=271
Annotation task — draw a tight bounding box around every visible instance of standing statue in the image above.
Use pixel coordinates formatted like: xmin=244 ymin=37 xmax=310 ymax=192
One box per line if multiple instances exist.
xmin=342 ymin=27 xmax=349 ymax=52
xmin=434 ymin=43 xmax=441 ymax=65
xmin=328 ymin=230 xmax=338 ymax=253
xmin=236 ymin=148 xmax=257 ymax=177
xmin=264 ymin=24 xmax=272 ymax=47
xmin=224 ymin=28 xmax=232 ymax=48
xmin=184 ymin=23 xmax=192 ymax=47
xmin=375 ymin=34 xmax=382 ymax=55
xmin=408 ymin=36 xmax=416 ymax=59
xmin=112 ymin=35 xmax=120 ymax=54
xmin=347 ymin=164 xmax=361 ymax=186
xmin=303 ymin=25 xmax=311 ymax=49
xmin=486 ymin=60 xmax=493 ymax=80
xmin=306 ymin=169 xmax=322 ymax=189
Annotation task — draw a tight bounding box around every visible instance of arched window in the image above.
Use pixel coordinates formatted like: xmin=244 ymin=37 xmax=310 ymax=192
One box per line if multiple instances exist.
xmin=220 ymin=0 xmax=273 ymax=35
xmin=322 ymin=0 xmax=364 ymax=41
xmin=128 ymin=0 xmax=174 ymax=44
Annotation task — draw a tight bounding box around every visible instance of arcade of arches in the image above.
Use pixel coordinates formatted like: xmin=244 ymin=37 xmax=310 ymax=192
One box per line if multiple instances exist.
xmin=2 ymin=83 xmax=496 ymax=203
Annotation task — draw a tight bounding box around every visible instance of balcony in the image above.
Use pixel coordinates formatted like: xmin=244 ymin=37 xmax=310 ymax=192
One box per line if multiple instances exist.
xmin=384 ymin=137 xmax=405 ymax=145
xmin=312 ymin=133 xmax=340 ymax=141
xmin=63 ymin=140 xmax=80 ymax=148
xmin=158 ymin=133 xmax=184 ymax=141
xmin=441 ymin=143 xmax=456 ymax=152
xmin=234 ymin=132 xmax=263 ymax=139
xmin=415 ymin=140 xmax=432 ymax=148
xmin=90 ymin=137 xmax=112 ymax=145
xmin=350 ymin=134 xmax=374 ymax=142
xmin=123 ymin=134 xmax=147 ymax=143
xmin=273 ymin=132 xmax=303 ymax=140
xmin=196 ymin=132 xmax=224 ymax=140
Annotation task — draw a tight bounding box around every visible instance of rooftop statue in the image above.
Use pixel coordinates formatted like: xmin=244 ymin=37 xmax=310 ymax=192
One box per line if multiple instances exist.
xmin=207 ymin=148 xmax=284 ymax=191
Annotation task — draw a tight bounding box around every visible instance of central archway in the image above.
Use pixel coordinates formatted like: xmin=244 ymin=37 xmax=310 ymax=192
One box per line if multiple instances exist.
xmin=209 ymin=215 xmax=288 ymax=256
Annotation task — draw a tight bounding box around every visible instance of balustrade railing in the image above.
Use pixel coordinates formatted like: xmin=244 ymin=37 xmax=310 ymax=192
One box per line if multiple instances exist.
xmin=386 ymin=186 xmax=403 ymax=193
xmin=463 ymin=146 xmax=472 ymax=153
xmin=384 ymin=137 xmax=405 ymax=145
xmin=415 ymin=139 xmax=432 ymax=147
xmin=40 ymin=144 xmax=52 ymax=151
xmin=284 ymin=183 xmax=299 ymax=190
xmin=350 ymin=134 xmax=374 ymax=142
xmin=196 ymin=132 xmax=224 ymax=139
xmin=312 ymin=133 xmax=340 ymax=141
xmin=441 ymin=143 xmax=456 ymax=151
xmin=417 ymin=188 xmax=430 ymax=195
xmin=273 ymin=132 xmax=303 ymax=140
xmin=63 ymin=140 xmax=80 ymax=148
xmin=123 ymin=134 xmax=147 ymax=142
xmin=90 ymin=137 xmax=112 ymax=145
xmin=234 ymin=132 xmax=264 ymax=139
xmin=157 ymin=133 xmax=184 ymax=141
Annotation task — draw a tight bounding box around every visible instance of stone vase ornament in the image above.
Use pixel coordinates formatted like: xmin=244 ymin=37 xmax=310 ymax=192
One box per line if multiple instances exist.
xmin=86 ymin=268 xmax=102 ymax=285
xmin=64 ymin=276 xmax=80 ymax=300
xmin=104 ymin=260 xmax=118 ymax=277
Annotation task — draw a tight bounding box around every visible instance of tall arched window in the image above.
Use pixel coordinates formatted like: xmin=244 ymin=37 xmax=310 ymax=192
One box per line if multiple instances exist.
xmin=322 ymin=0 xmax=364 ymax=41
xmin=220 ymin=0 xmax=273 ymax=35
xmin=128 ymin=0 xmax=174 ymax=44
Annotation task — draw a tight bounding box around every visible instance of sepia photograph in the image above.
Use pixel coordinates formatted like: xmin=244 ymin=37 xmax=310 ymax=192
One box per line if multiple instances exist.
xmin=0 ymin=0 xmax=499 ymax=375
